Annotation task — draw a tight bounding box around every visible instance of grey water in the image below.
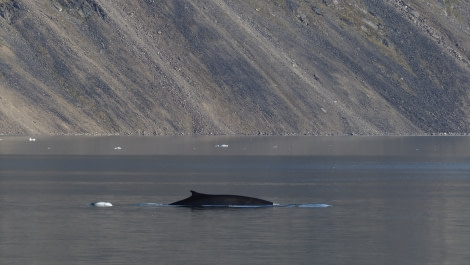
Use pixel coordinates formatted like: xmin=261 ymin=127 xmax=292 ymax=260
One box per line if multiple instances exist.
xmin=1 ymin=136 xmax=470 ymax=265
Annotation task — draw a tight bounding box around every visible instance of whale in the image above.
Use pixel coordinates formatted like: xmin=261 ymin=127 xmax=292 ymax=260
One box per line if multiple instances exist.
xmin=169 ymin=190 xmax=273 ymax=207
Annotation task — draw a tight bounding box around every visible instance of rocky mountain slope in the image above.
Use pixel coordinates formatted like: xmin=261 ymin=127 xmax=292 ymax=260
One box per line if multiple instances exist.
xmin=1 ymin=0 xmax=469 ymax=135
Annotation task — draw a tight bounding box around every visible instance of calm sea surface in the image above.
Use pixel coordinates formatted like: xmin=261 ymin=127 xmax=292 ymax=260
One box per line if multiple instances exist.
xmin=1 ymin=136 xmax=470 ymax=265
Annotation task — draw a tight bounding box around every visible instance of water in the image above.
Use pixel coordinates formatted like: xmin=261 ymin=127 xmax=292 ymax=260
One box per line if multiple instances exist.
xmin=1 ymin=136 xmax=470 ymax=265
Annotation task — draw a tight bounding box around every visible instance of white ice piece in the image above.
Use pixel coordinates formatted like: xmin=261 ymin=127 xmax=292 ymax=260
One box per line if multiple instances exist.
xmin=90 ymin=202 xmax=113 ymax=207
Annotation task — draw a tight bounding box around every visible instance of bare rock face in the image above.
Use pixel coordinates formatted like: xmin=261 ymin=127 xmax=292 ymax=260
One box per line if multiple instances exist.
xmin=0 ymin=0 xmax=19 ymax=24
xmin=0 ymin=0 xmax=469 ymax=135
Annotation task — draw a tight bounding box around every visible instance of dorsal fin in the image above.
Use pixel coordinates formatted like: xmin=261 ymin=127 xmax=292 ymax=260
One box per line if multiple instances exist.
xmin=190 ymin=190 xmax=205 ymax=197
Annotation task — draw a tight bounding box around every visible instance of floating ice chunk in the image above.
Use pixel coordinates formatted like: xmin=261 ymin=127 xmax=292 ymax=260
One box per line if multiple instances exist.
xmin=89 ymin=202 xmax=113 ymax=207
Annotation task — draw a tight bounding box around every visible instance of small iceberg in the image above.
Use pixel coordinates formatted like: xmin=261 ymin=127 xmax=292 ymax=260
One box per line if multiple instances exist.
xmin=89 ymin=202 xmax=113 ymax=207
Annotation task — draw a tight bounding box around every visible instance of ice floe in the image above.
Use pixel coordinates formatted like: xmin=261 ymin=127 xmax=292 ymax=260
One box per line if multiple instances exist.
xmin=89 ymin=202 xmax=113 ymax=207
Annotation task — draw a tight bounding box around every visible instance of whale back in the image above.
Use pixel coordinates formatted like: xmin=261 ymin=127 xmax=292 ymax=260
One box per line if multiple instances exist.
xmin=169 ymin=190 xmax=273 ymax=206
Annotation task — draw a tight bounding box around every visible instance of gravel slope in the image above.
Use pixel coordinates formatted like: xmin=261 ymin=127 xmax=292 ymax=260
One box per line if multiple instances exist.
xmin=0 ymin=0 xmax=469 ymax=135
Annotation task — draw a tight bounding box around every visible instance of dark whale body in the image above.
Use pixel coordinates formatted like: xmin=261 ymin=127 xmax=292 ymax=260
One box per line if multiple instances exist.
xmin=169 ymin=190 xmax=273 ymax=207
